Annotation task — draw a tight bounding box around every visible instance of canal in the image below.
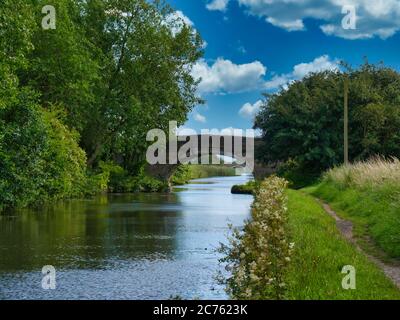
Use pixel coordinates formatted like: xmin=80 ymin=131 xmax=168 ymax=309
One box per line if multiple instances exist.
xmin=0 ymin=175 xmax=253 ymax=299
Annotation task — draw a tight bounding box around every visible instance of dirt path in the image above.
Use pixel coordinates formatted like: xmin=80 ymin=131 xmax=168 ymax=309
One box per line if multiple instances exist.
xmin=319 ymin=201 xmax=400 ymax=289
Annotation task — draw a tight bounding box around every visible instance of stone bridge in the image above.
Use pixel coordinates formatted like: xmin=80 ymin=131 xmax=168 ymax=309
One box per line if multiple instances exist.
xmin=145 ymin=134 xmax=267 ymax=184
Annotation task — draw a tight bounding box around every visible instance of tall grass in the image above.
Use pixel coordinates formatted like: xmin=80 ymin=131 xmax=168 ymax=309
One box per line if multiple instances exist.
xmin=325 ymin=157 xmax=400 ymax=191
xmin=188 ymin=165 xmax=236 ymax=179
xmin=312 ymin=157 xmax=400 ymax=258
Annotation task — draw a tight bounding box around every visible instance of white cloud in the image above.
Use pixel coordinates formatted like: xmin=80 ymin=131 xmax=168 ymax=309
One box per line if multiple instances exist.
xmin=194 ymin=112 xmax=207 ymax=123
xmin=264 ymin=55 xmax=339 ymax=90
xmin=212 ymin=0 xmax=400 ymax=39
xmin=191 ymin=58 xmax=267 ymax=94
xmin=166 ymin=10 xmax=194 ymax=36
xmin=292 ymin=55 xmax=339 ymax=78
xmin=239 ymin=100 xmax=263 ymax=119
xmin=206 ymin=0 xmax=230 ymax=12
xmin=166 ymin=11 xmax=208 ymax=50
xmin=266 ymin=17 xmax=305 ymax=31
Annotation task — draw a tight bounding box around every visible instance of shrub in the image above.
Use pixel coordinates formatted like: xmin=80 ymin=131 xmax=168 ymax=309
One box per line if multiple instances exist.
xmin=277 ymin=159 xmax=320 ymax=189
xmin=0 ymin=101 xmax=87 ymax=210
xmin=219 ymin=176 xmax=293 ymax=299
xmin=86 ymin=162 xmax=168 ymax=194
xmin=231 ymin=181 xmax=257 ymax=195
xmin=170 ymin=165 xmax=192 ymax=185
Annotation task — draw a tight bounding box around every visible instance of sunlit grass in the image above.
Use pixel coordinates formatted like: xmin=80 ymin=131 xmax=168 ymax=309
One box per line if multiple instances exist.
xmin=324 ymin=156 xmax=400 ymax=191
xmin=310 ymin=158 xmax=400 ymax=259
xmin=188 ymin=165 xmax=236 ymax=179
xmin=286 ymin=190 xmax=400 ymax=300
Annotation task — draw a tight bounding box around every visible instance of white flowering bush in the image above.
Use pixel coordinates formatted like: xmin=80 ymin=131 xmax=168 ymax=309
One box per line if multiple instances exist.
xmin=219 ymin=176 xmax=293 ymax=300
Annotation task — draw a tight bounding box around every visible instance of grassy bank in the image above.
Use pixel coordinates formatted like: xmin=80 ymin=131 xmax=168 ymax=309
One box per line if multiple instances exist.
xmin=308 ymin=158 xmax=400 ymax=259
xmin=221 ymin=176 xmax=400 ymax=299
xmin=231 ymin=181 xmax=257 ymax=194
xmin=286 ymin=190 xmax=400 ymax=299
xmin=189 ymin=165 xmax=236 ymax=179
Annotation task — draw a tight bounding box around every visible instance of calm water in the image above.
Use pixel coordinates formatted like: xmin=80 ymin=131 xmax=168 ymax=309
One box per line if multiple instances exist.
xmin=0 ymin=175 xmax=252 ymax=300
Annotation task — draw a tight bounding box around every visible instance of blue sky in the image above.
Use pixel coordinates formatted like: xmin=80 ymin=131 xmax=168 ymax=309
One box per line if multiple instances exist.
xmin=168 ymin=0 xmax=400 ymax=133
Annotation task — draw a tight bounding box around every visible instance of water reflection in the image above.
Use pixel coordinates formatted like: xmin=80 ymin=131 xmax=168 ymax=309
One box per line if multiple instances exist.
xmin=0 ymin=175 xmax=253 ymax=300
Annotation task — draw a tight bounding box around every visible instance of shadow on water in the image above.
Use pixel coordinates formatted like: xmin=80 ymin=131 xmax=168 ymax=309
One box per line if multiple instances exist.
xmin=0 ymin=175 xmax=253 ymax=300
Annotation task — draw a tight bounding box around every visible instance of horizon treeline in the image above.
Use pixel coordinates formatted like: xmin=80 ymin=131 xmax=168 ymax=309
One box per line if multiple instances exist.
xmin=255 ymin=62 xmax=400 ymax=187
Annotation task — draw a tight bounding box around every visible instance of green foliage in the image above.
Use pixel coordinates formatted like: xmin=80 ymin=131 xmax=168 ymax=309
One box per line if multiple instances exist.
xmin=0 ymin=101 xmax=87 ymax=211
xmin=219 ymin=176 xmax=292 ymax=300
xmin=171 ymin=164 xmax=237 ymax=185
xmin=231 ymin=181 xmax=257 ymax=195
xmin=310 ymin=160 xmax=400 ymax=258
xmin=137 ymin=174 xmax=168 ymax=193
xmin=286 ymin=190 xmax=400 ymax=299
xmin=86 ymin=161 xmax=168 ymax=193
xmin=276 ymin=159 xmax=320 ymax=189
xmin=255 ymin=63 xmax=400 ymax=177
xmin=75 ymin=0 xmax=204 ymax=168
xmin=170 ymin=165 xmax=192 ymax=185
xmin=1 ymin=0 xmax=204 ymax=210
xmin=187 ymin=165 xmax=236 ymax=179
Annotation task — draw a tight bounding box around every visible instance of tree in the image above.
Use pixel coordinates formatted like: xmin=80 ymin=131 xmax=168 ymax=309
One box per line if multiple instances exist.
xmin=0 ymin=1 xmax=87 ymax=210
xmin=254 ymin=62 xmax=400 ymax=177
xmin=77 ymin=0 xmax=204 ymax=170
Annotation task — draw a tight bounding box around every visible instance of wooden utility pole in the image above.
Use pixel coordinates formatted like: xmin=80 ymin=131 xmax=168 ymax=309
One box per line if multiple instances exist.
xmin=344 ymin=75 xmax=349 ymax=165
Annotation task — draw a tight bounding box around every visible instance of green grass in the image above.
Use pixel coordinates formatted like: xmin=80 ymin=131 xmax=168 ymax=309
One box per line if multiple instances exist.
xmin=171 ymin=164 xmax=237 ymax=185
xmin=286 ymin=189 xmax=400 ymax=299
xmin=188 ymin=164 xmax=236 ymax=179
xmin=231 ymin=180 xmax=257 ymax=194
xmin=307 ymin=182 xmax=400 ymax=259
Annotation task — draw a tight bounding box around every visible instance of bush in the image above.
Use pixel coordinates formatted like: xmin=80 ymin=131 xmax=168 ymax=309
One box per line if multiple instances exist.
xmin=219 ymin=176 xmax=293 ymax=299
xmin=86 ymin=162 xmax=169 ymax=194
xmin=231 ymin=181 xmax=257 ymax=195
xmin=0 ymin=101 xmax=87 ymax=211
xmin=170 ymin=165 xmax=192 ymax=185
xmin=277 ymin=159 xmax=319 ymax=189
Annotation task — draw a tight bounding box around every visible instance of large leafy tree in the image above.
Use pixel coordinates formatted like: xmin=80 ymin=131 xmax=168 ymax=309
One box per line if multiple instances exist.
xmin=78 ymin=0 xmax=204 ymax=170
xmin=21 ymin=0 xmax=204 ymax=172
xmin=255 ymin=63 xmax=400 ymax=173
xmin=0 ymin=1 xmax=87 ymax=210
xmin=1 ymin=0 xmax=204 ymax=209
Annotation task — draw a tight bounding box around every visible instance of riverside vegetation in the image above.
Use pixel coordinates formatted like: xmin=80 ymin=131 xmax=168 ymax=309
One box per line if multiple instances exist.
xmin=310 ymin=157 xmax=400 ymax=259
xmin=225 ymin=175 xmax=400 ymax=299
xmin=0 ymin=0 xmax=206 ymax=212
xmin=219 ymin=176 xmax=293 ymax=300
xmin=225 ymin=63 xmax=400 ymax=299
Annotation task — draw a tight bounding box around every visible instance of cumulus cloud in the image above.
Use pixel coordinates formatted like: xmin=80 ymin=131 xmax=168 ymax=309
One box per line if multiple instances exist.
xmin=191 ymin=58 xmax=267 ymax=94
xmin=206 ymin=0 xmax=230 ymax=11
xmin=165 ymin=10 xmax=194 ymax=35
xmin=239 ymin=100 xmax=263 ymax=119
xmin=264 ymin=55 xmax=339 ymax=90
xmin=194 ymin=112 xmax=207 ymax=123
xmin=209 ymin=0 xmax=400 ymax=39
